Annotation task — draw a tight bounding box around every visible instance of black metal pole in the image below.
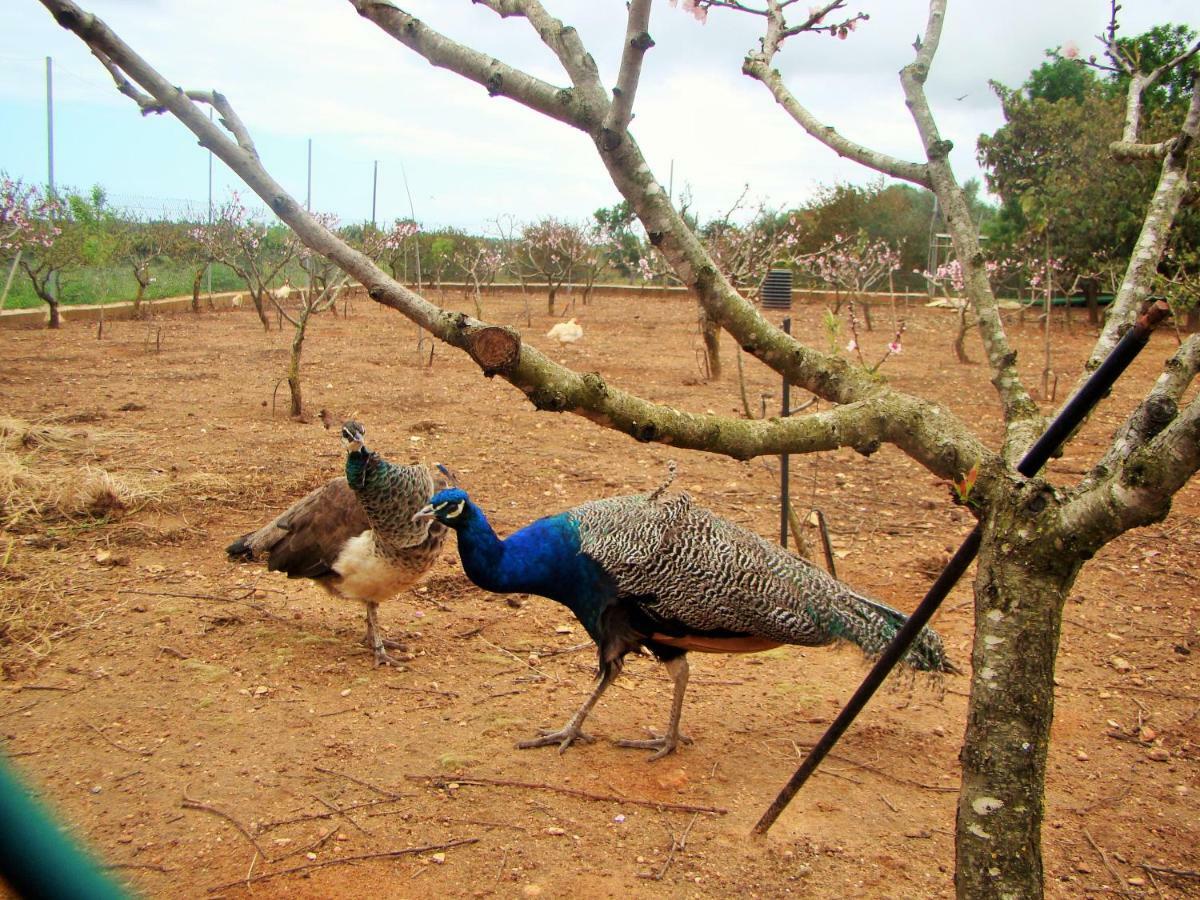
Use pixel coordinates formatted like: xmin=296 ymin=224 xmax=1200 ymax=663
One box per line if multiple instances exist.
xmin=754 ymin=299 xmax=1171 ymax=834
xmin=780 ymin=317 xmax=792 ymax=548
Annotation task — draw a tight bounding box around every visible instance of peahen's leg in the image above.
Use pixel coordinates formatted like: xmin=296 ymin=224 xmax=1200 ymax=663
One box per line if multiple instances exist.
xmin=362 ymin=602 xmax=409 ymax=666
xmin=519 ymin=668 xmax=614 ymax=754
xmin=616 ymin=655 xmax=693 ymax=761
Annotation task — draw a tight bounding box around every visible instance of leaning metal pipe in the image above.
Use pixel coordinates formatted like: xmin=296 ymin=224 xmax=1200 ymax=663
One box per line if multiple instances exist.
xmin=754 ymin=298 xmax=1173 ymax=834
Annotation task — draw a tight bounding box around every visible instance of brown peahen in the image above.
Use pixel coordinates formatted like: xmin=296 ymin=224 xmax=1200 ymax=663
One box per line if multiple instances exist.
xmin=227 ymin=421 xmax=448 ymax=666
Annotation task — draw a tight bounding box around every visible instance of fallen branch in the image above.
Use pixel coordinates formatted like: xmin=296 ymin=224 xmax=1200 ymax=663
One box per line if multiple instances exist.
xmin=182 ymin=789 xmax=270 ymax=861
xmin=1084 ymin=829 xmax=1133 ymax=899
xmin=255 ymin=797 xmax=400 ymax=833
xmin=86 ymin=722 xmax=153 ymax=757
xmin=205 ymin=838 xmax=480 ymax=893
xmin=314 ymin=766 xmax=407 ymax=800
xmin=1142 ymin=863 xmax=1200 ymax=880
xmin=383 ymin=683 xmax=459 ymax=699
xmin=406 ymin=774 xmax=727 ymax=816
xmin=640 ymin=812 xmax=700 ymax=881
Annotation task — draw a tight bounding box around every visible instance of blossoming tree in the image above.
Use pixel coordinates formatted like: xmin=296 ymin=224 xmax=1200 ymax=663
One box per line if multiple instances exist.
xmin=1 ymin=175 xmax=66 ymax=324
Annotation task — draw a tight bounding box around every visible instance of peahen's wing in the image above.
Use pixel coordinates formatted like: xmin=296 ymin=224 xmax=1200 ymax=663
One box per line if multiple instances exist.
xmin=258 ymin=478 xmax=371 ymax=579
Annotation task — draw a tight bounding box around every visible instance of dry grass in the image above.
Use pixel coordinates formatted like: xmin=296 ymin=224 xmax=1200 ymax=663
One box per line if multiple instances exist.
xmin=0 ymin=417 xmax=229 ymax=530
xmin=0 ymin=417 xmax=228 ymax=672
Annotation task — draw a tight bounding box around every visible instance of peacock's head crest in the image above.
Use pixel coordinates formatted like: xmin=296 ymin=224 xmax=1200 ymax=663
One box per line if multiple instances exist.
xmin=419 ymin=487 xmax=471 ymax=527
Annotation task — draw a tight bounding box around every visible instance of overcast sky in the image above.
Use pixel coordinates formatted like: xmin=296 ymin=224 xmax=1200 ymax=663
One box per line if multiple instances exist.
xmin=1 ymin=1 xmax=1196 ymax=233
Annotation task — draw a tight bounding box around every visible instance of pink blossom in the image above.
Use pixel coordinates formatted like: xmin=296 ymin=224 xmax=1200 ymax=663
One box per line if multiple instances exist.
xmin=888 ymin=341 xmax=902 ymax=354
xmin=1062 ymin=40 xmax=1080 ymax=59
xmin=846 ymin=339 xmax=858 ymax=352
xmin=671 ymin=0 xmax=707 ymax=24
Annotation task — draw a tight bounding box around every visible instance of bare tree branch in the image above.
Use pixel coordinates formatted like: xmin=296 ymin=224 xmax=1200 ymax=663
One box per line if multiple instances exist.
xmin=1078 ymin=75 xmax=1200 ymax=384
xmin=37 ymin=0 xmax=990 ymax=484
xmin=740 ymin=2 xmax=931 ymax=189
xmin=349 ymin=1 xmax=599 ymax=131
xmin=601 ymin=0 xmax=654 ymax=148
xmin=1084 ymin=334 xmax=1200 ymax=488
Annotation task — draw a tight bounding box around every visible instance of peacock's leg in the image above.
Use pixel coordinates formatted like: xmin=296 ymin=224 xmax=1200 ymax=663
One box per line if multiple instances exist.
xmin=616 ymin=655 xmax=693 ymax=761
xmin=518 ymin=668 xmax=614 ymax=754
xmin=362 ymin=602 xmax=410 ymax=666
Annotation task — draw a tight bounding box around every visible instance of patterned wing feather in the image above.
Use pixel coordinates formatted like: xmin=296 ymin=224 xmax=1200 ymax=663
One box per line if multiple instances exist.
xmin=573 ymin=493 xmax=947 ymax=671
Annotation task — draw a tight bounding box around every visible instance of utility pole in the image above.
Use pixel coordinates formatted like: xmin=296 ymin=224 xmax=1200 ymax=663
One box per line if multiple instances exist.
xmin=46 ymin=57 xmax=55 ymax=195
xmin=46 ymin=56 xmax=57 ymax=306
xmin=371 ymin=160 xmax=378 ymax=228
xmin=306 ymin=138 xmax=312 ymax=212
xmin=206 ymin=107 xmax=213 ymax=297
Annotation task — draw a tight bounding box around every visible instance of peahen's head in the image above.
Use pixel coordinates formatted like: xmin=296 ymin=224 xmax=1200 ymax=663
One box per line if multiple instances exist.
xmin=419 ymin=488 xmax=472 ymax=527
xmin=341 ymin=420 xmax=376 ymax=489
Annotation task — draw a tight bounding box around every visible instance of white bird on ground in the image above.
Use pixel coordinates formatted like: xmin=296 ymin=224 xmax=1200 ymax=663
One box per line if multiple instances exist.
xmin=546 ymin=317 xmax=583 ymax=346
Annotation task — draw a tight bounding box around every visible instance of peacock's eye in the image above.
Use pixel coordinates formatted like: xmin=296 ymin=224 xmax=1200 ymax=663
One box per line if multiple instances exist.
xmin=434 ymin=499 xmax=465 ymax=519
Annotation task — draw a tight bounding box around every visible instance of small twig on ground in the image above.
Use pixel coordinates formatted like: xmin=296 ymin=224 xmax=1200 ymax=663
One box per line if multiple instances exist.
xmin=182 ymin=789 xmax=270 ymax=862
xmin=406 ymin=774 xmax=727 ymax=816
xmin=478 ymin=636 xmax=557 ymax=681
xmin=20 ymin=683 xmax=81 ymax=692
xmin=879 ymin=792 xmax=899 ymax=813
xmin=537 ymin=641 xmax=593 ymax=659
xmin=1142 ymin=863 xmax=1200 ymax=880
xmin=86 ymin=723 xmax=153 ymax=757
xmin=104 ymin=861 xmax=170 ymax=874
xmin=0 ymin=703 xmax=40 ymax=718
xmin=204 ymin=838 xmax=480 ymax=893
xmin=314 ymin=766 xmax=406 ymax=800
xmin=273 ymin=825 xmax=339 ymax=862
xmin=255 ymin=797 xmax=399 ymax=833
xmin=317 ymin=707 xmax=359 ymax=719
xmin=641 ymin=812 xmax=701 ymax=881
xmin=456 ymin=619 xmax=501 ymax=640
xmin=1084 ymin=829 xmax=1133 ymax=899
xmin=384 ymin=683 xmax=458 ymax=698
xmin=312 ymin=793 xmax=369 ymax=835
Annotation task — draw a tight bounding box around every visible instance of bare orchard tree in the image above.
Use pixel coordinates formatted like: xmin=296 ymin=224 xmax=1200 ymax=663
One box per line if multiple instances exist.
xmin=113 ymin=215 xmax=175 ymax=318
xmin=40 ymin=1 xmax=1200 ymax=896
xmin=455 ymin=240 xmax=504 ymax=319
xmin=272 ymin=214 xmax=352 ymax=418
xmin=191 ymin=194 xmax=299 ymax=331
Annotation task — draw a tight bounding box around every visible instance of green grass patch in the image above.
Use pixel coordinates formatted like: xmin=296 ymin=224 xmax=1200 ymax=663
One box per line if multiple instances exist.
xmin=437 ymin=752 xmax=479 ymax=770
xmin=2 ymin=261 xmax=250 ymax=310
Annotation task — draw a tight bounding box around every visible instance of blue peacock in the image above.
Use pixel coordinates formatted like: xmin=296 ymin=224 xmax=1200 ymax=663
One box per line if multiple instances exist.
xmin=424 ymin=472 xmax=953 ymax=760
xmin=227 ymin=421 xmax=449 ymax=666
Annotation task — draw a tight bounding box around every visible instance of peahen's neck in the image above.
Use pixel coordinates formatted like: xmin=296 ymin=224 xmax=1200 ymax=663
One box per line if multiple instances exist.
xmin=345 ymin=450 xmax=433 ymax=547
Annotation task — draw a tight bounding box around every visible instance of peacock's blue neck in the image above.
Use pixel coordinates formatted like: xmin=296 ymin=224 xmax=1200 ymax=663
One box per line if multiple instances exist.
xmin=452 ymin=501 xmax=612 ymax=636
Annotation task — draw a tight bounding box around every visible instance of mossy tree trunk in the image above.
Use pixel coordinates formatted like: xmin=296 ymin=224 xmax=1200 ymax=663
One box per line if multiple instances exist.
xmin=287 ymin=302 xmax=311 ymax=418
xmin=19 ymin=259 xmax=62 ymax=330
xmin=191 ymin=265 xmax=205 ymax=312
xmin=956 ymin=487 xmax=1083 ymax=899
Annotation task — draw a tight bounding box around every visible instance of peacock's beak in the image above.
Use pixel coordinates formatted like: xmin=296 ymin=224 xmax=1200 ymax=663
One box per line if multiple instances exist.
xmin=413 ymin=504 xmax=435 ymax=523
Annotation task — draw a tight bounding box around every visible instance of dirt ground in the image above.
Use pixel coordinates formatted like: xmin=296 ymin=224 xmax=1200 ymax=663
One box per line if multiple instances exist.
xmin=0 ymin=287 xmax=1196 ymax=899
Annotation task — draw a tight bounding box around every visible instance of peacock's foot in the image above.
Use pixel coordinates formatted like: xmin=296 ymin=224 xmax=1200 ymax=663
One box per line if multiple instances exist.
xmin=375 ymin=647 xmax=417 ymax=667
xmin=615 ymin=730 xmax=693 ymax=762
xmin=517 ymin=724 xmax=597 ymax=755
